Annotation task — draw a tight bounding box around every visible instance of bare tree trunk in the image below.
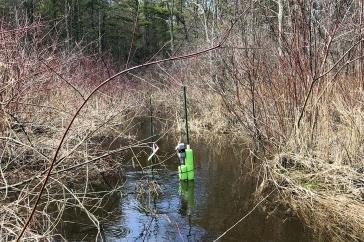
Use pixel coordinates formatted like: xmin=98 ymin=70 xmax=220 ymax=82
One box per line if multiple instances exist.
xmin=359 ymin=0 xmax=364 ymax=90
xmin=172 ymin=0 xmax=175 ymax=40
xmin=0 ymin=66 xmax=8 ymax=135
xmin=65 ymin=1 xmax=70 ymax=50
xmin=14 ymin=5 xmax=20 ymax=28
xmin=278 ymin=0 xmax=284 ymax=56
xmin=98 ymin=9 xmax=102 ymax=54
xmin=168 ymin=0 xmax=175 ymax=53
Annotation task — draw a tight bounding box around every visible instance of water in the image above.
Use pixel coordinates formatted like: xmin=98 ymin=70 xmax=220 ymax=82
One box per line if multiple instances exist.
xmin=57 ymin=138 xmax=313 ymax=241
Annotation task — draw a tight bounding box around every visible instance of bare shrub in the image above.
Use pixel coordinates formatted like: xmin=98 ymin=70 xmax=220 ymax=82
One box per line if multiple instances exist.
xmin=0 ymin=22 xmax=156 ymax=241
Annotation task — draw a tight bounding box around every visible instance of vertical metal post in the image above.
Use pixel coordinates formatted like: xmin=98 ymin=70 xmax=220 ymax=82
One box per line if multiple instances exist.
xmin=183 ymin=86 xmax=190 ymax=144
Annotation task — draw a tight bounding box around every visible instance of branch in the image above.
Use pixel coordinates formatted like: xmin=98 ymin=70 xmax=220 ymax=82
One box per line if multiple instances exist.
xmin=297 ymin=38 xmax=363 ymax=128
xmin=15 ymin=9 xmax=249 ymax=240
xmin=40 ymin=58 xmax=85 ymax=100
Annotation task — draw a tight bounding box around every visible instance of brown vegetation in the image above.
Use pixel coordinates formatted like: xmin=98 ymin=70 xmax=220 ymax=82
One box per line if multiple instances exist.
xmin=1 ymin=1 xmax=364 ymax=241
xmin=0 ymin=23 xmax=154 ymax=241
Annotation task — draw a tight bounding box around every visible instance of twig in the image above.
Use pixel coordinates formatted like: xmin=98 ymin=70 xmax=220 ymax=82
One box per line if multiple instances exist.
xmin=15 ymin=9 xmax=249 ymax=240
xmin=40 ymin=58 xmax=85 ymax=100
xmin=213 ymin=188 xmax=277 ymax=242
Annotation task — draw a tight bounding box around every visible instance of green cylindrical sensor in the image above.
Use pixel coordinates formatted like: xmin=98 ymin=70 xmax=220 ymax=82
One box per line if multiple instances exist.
xmin=185 ymin=145 xmax=194 ymax=180
xmin=178 ymin=165 xmax=188 ymax=180
xmin=176 ymin=143 xmax=194 ymax=181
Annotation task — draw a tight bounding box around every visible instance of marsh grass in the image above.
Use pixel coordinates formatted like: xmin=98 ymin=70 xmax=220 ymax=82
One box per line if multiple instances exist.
xmin=2 ymin=11 xmax=364 ymax=242
xmin=151 ymin=41 xmax=364 ymax=240
xmin=0 ymin=24 xmax=165 ymax=241
xmin=262 ymin=87 xmax=364 ymax=241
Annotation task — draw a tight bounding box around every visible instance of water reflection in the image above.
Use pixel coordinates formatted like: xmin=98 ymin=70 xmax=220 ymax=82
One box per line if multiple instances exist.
xmin=178 ymin=181 xmax=195 ymax=241
xmin=179 ymin=181 xmax=195 ymax=216
xmin=58 ymin=138 xmax=313 ymax=242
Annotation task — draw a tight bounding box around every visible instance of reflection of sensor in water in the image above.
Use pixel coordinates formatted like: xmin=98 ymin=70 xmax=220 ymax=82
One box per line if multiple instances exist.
xmin=179 ymin=181 xmax=195 ymax=240
xmin=179 ymin=181 xmax=195 ymax=214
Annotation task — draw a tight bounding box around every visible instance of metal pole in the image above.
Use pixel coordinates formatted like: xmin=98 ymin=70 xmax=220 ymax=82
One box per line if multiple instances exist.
xmin=183 ymin=86 xmax=190 ymax=144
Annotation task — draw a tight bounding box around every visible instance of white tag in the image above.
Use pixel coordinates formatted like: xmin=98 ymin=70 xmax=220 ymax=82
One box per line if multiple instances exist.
xmin=147 ymin=143 xmax=159 ymax=161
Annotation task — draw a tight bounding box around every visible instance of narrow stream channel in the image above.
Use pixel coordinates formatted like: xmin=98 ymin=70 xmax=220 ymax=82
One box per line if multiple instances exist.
xmin=57 ymin=138 xmax=313 ymax=241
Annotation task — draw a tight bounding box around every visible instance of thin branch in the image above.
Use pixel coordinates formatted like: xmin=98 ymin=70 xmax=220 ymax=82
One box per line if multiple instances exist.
xmin=40 ymin=58 xmax=85 ymax=100
xmin=15 ymin=9 xmax=249 ymax=240
xmin=297 ymin=38 xmax=363 ymax=127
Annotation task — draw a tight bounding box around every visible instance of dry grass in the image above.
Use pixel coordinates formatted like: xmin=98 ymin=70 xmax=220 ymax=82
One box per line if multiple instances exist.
xmin=258 ymin=86 xmax=364 ymax=241
xmin=2 ymin=9 xmax=364 ymax=242
xmin=264 ymin=151 xmax=364 ymax=241
xmin=0 ymin=24 xmax=161 ymax=241
xmin=154 ymin=36 xmax=364 ymax=240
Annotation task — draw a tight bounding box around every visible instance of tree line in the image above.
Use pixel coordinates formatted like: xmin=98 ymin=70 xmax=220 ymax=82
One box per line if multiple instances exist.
xmin=0 ymin=0 xmax=204 ymax=64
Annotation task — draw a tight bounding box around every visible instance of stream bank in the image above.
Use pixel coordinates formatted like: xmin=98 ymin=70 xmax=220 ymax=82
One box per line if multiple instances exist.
xmin=57 ymin=137 xmax=314 ymax=241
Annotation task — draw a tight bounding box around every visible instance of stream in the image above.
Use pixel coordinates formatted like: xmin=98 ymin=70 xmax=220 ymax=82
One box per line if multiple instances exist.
xmin=57 ymin=138 xmax=313 ymax=242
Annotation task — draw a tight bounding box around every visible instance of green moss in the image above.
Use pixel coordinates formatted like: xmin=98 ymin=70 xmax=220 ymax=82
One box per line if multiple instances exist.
xmin=302 ymin=181 xmax=319 ymax=190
